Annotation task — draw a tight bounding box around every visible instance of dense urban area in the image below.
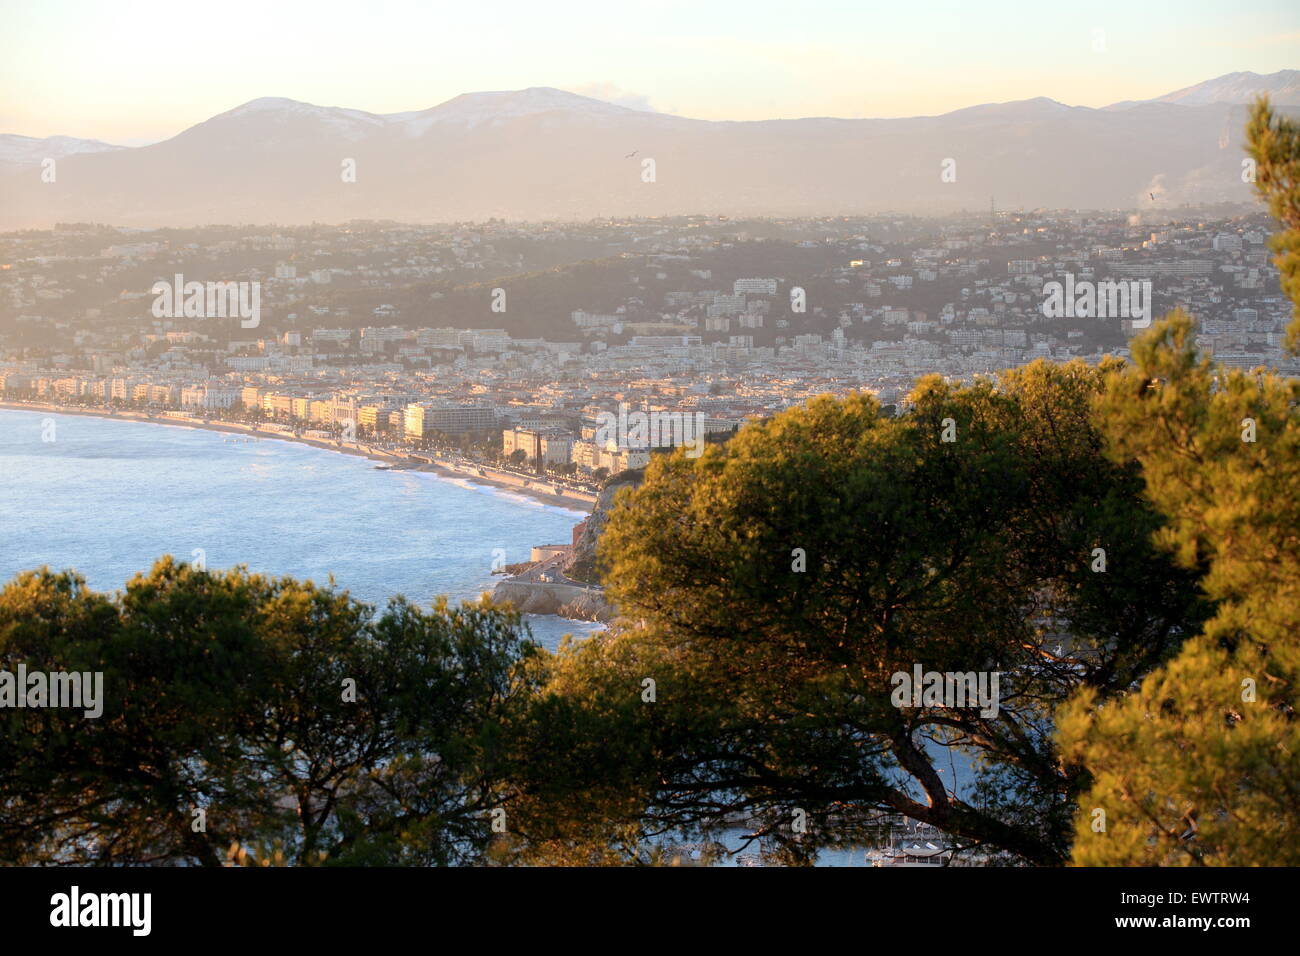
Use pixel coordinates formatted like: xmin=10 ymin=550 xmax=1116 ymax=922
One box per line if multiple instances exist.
xmin=1 ymin=209 xmax=1292 ymax=481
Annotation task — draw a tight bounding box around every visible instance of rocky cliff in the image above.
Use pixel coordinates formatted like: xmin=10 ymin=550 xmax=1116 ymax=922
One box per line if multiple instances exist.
xmin=492 ymin=578 xmax=615 ymax=623
xmin=564 ymin=468 xmax=644 ymax=587
xmin=492 ymin=469 xmax=643 ymax=623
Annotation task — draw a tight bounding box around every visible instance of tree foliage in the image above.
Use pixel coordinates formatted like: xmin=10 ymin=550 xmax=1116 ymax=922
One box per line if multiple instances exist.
xmin=1055 ymin=96 xmax=1300 ymax=867
xmin=1246 ymin=95 xmax=1300 ymax=353
xmin=0 ymin=558 xmax=536 ymax=866
xmin=506 ymin=362 xmax=1208 ymax=865
xmin=1058 ymin=315 xmax=1300 ymax=865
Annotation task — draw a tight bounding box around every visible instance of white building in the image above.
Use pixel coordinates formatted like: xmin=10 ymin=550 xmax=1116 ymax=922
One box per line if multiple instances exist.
xmin=733 ymin=278 xmax=778 ymax=295
xmin=180 ymin=383 xmax=241 ymax=409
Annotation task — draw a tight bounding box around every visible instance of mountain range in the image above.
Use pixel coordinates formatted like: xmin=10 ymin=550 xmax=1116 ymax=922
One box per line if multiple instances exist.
xmin=2 ymin=70 xmax=1297 ymax=228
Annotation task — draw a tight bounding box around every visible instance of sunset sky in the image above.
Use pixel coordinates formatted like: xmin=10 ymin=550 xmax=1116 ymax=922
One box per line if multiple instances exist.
xmin=3 ymin=0 xmax=1298 ymax=144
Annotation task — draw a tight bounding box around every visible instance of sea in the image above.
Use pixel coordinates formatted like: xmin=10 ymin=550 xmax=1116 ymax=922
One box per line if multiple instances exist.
xmin=0 ymin=406 xmax=971 ymax=866
xmin=0 ymin=408 xmax=601 ymax=650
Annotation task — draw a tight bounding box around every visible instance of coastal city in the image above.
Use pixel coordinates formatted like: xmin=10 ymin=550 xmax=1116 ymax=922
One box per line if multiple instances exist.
xmin=0 ymin=0 xmax=1296 ymax=924
xmin=2 ymin=210 xmax=1295 ymax=495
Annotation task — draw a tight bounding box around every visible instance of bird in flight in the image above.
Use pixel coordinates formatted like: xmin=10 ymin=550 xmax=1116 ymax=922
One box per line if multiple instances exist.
xmin=625 ymin=149 xmax=638 ymax=159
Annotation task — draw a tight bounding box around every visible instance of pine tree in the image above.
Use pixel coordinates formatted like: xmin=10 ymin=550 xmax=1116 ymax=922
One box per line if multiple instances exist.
xmin=507 ymin=362 xmax=1205 ymax=865
xmin=1059 ymin=97 xmax=1300 ymax=865
xmin=1246 ymin=95 xmax=1300 ymax=353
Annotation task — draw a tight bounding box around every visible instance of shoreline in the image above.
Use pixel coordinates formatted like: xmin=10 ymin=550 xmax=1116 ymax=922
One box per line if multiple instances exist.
xmin=0 ymin=401 xmax=597 ymax=514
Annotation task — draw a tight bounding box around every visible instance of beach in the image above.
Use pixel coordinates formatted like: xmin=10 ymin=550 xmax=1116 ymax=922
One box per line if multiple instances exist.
xmin=0 ymin=401 xmax=598 ymax=513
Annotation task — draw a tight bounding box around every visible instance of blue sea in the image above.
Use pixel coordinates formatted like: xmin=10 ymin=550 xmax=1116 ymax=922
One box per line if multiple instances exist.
xmin=0 ymin=407 xmax=979 ymax=866
xmin=0 ymin=408 xmax=601 ymax=650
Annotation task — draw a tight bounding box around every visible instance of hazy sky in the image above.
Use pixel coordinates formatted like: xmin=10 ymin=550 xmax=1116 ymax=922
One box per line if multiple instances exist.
xmin=3 ymin=0 xmax=1298 ymax=144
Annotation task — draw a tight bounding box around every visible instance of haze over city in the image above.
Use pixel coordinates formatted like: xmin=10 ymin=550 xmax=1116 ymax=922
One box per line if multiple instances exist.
xmin=1 ymin=0 xmax=1298 ymax=935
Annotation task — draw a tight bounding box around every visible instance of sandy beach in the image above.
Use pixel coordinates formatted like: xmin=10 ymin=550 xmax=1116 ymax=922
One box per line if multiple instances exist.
xmin=0 ymin=401 xmax=597 ymax=513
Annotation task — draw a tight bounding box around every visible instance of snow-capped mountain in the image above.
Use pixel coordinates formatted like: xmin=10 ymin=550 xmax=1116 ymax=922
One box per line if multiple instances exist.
xmin=214 ymin=97 xmax=391 ymax=140
xmin=1 ymin=73 xmax=1295 ymax=228
xmin=1106 ymin=70 xmax=1300 ymax=110
xmin=385 ymin=87 xmax=677 ymax=134
xmin=1154 ymin=70 xmax=1300 ymax=107
xmin=0 ymin=134 xmax=124 ymax=169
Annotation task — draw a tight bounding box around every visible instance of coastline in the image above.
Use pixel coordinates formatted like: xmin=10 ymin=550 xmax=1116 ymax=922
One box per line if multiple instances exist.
xmin=0 ymin=401 xmax=597 ymax=514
